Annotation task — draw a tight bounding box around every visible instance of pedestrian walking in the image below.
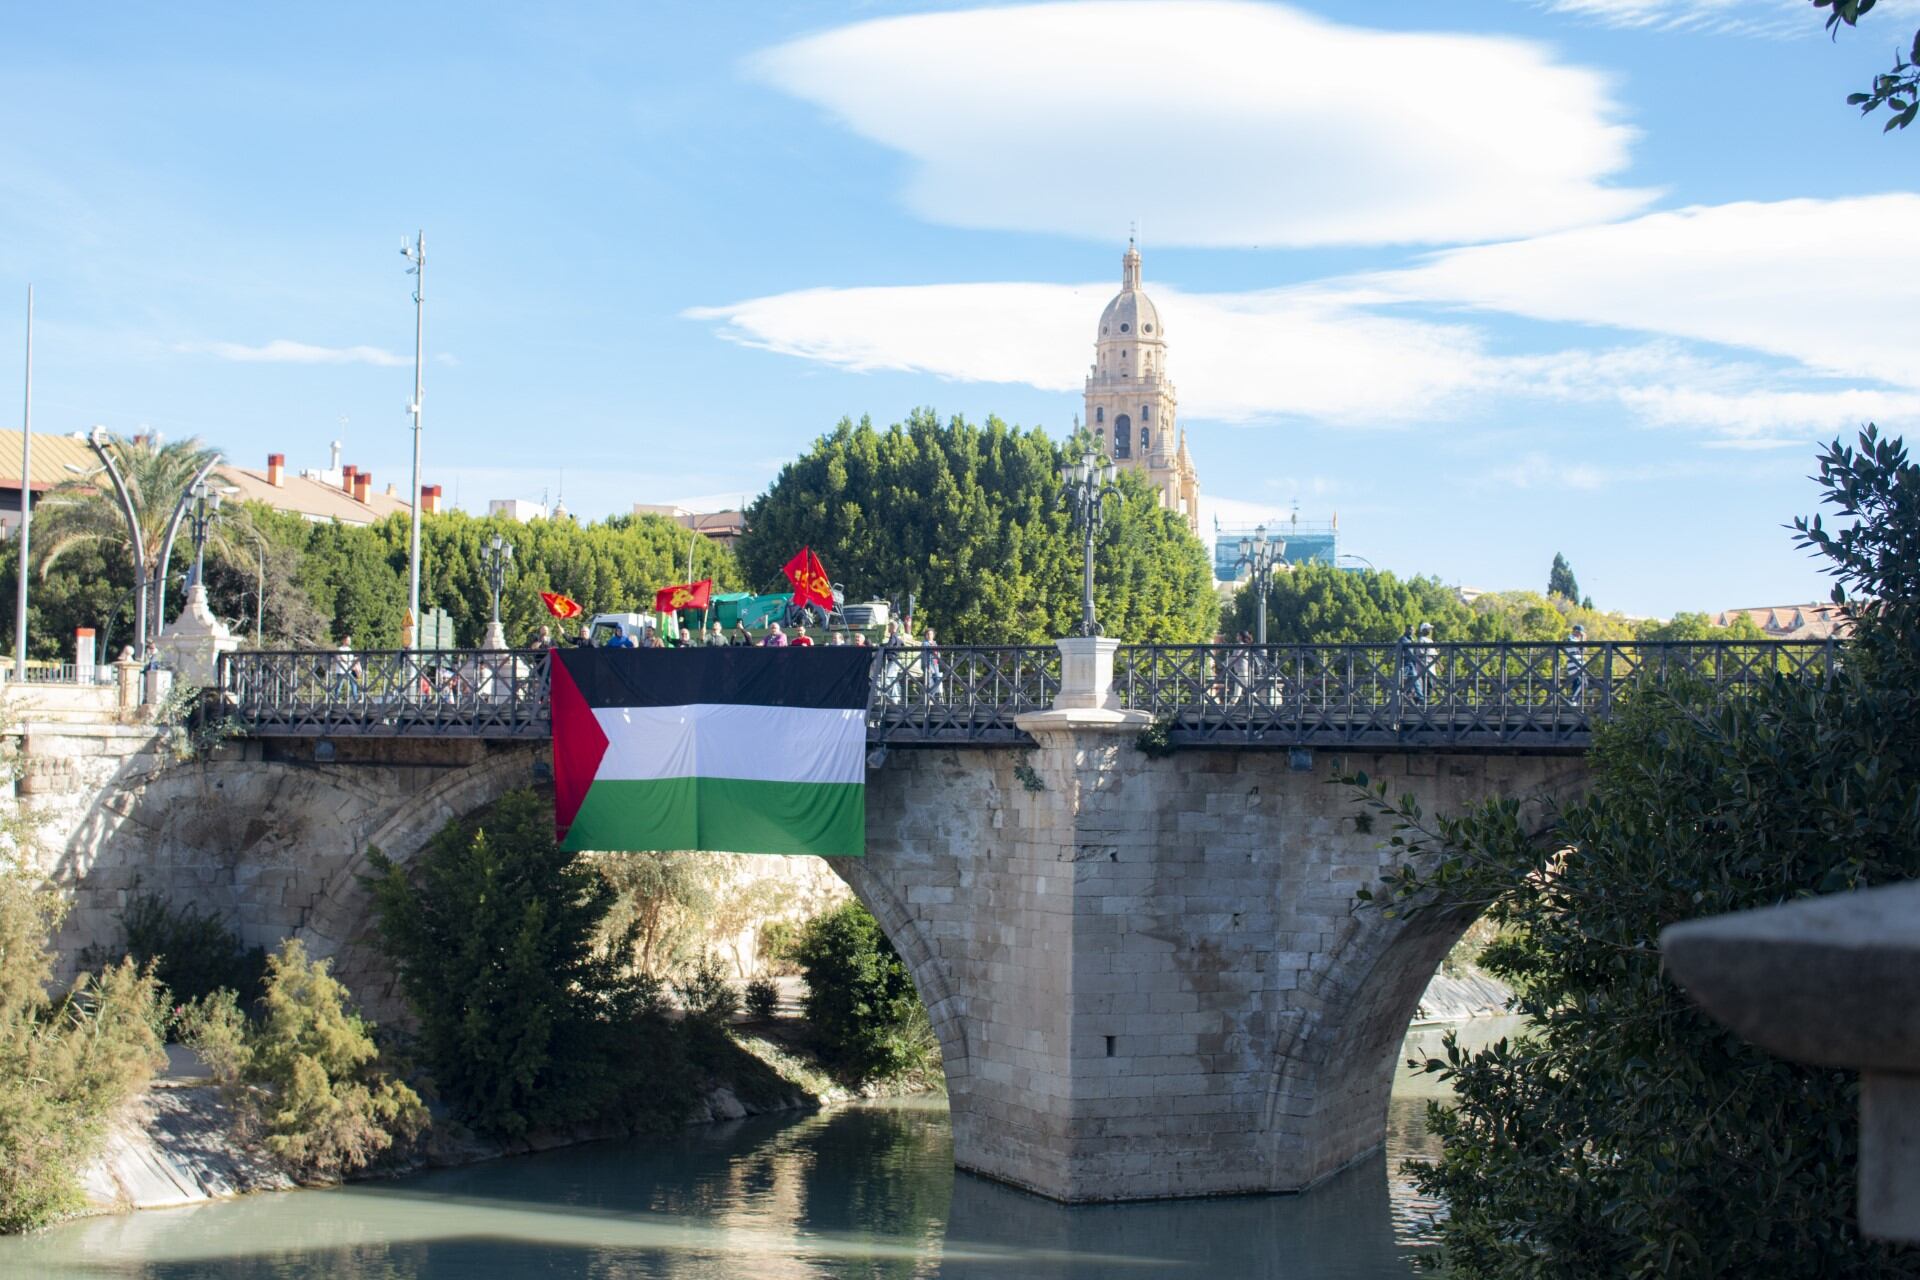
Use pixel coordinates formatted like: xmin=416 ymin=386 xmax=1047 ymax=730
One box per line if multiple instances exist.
xmin=922 ymin=626 xmax=943 ymax=699
xmin=1416 ymin=622 xmax=1438 ymax=705
xmin=1564 ymin=623 xmax=1588 ymax=701
xmin=1397 ymin=625 xmax=1421 ymax=705
xmin=331 ymin=635 xmax=362 ymax=699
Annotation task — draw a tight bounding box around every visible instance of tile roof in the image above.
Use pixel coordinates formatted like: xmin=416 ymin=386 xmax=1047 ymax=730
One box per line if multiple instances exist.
xmin=219 ymin=466 xmax=412 ymax=526
xmin=1712 ymin=604 xmax=1850 ymax=640
xmin=0 ymin=429 xmax=110 ymax=492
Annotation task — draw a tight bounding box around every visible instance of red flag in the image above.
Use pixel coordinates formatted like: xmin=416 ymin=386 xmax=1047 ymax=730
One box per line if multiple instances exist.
xmin=782 ymin=547 xmax=834 ymax=613
xmin=653 ymin=579 xmax=713 ymax=613
xmin=540 ymin=591 xmax=583 ymax=621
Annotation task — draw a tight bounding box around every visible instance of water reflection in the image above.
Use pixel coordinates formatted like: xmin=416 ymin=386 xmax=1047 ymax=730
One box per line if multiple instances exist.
xmin=2 ymin=1019 xmax=1525 ymax=1280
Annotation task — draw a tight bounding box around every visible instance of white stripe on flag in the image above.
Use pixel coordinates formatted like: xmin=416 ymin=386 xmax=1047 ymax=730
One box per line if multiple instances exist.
xmin=591 ymin=703 xmax=866 ymax=787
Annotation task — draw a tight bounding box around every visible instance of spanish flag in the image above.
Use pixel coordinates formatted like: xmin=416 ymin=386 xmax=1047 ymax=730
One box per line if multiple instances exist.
xmin=653 ymin=579 xmax=713 ymax=613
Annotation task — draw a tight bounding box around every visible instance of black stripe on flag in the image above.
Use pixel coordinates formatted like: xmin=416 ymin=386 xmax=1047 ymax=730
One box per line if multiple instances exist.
xmin=554 ymin=646 xmax=874 ymax=711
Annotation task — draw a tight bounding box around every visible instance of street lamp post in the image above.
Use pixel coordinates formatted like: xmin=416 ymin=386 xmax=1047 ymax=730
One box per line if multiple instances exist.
xmin=14 ymin=285 xmax=31 ymax=681
xmin=185 ymin=481 xmax=224 ymax=590
xmin=1057 ymin=450 xmax=1119 ymax=638
xmin=80 ymin=427 xmax=149 ymax=656
xmin=152 ymin=454 xmax=222 ymax=634
xmin=1233 ymin=524 xmax=1287 ymax=645
xmin=401 ymin=231 xmax=425 ymax=650
xmin=481 ymin=533 xmax=514 ymax=649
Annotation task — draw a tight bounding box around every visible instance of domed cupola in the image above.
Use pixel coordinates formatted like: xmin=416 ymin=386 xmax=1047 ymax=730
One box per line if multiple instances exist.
xmin=1098 ymin=242 xmax=1163 ymax=342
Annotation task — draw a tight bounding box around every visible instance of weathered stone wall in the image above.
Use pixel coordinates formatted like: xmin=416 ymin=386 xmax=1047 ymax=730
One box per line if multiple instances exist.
xmin=852 ymin=738 xmax=1584 ymax=1202
xmin=15 ymin=707 xmax=1585 ymax=1203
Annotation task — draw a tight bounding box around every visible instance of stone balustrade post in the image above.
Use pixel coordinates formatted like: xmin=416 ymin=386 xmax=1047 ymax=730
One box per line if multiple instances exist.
xmin=113 ymin=648 xmax=140 ymax=713
xmin=1664 ymin=881 xmax=1920 ymax=1243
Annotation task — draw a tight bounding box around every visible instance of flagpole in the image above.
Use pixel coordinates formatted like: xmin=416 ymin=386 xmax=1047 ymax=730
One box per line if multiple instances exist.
xmin=13 ymin=285 xmax=31 ymax=681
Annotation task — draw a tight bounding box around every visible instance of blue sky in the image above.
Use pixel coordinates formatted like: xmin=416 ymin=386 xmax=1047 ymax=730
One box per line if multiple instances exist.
xmin=2 ymin=1 xmax=1915 ymax=616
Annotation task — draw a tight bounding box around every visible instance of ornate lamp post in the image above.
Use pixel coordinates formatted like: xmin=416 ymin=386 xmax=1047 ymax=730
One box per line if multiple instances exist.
xmin=76 ymin=426 xmax=148 ymax=655
xmin=185 ymin=481 xmax=224 ymax=589
xmin=1058 ymin=450 xmax=1119 ymax=637
xmin=481 ymin=532 xmax=514 ymax=650
xmin=1233 ymin=524 xmax=1287 ymax=645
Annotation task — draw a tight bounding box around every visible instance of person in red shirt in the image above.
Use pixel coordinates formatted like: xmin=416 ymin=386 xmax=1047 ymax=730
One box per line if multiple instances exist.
xmin=790 ymin=623 xmax=815 ymax=647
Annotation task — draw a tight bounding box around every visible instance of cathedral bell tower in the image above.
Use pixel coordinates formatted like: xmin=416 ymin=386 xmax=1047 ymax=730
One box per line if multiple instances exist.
xmin=1083 ymin=240 xmax=1199 ymax=534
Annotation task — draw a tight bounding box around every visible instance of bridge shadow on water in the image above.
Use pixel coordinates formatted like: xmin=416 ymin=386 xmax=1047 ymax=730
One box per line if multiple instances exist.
xmin=1 ymin=1083 xmax=1459 ymax=1280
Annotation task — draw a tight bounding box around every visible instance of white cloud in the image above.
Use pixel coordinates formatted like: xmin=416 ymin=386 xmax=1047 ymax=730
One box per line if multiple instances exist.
xmin=750 ymin=1 xmax=1652 ymax=247
xmin=690 ymin=274 xmax=1903 ymax=444
xmin=1372 ymin=195 xmax=1920 ymax=391
xmin=185 ymin=339 xmax=412 ymax=368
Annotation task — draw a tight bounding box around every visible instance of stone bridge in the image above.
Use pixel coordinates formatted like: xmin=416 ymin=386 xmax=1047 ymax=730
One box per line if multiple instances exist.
xmin=10 ymin=637 xmax=1821 ymax=1202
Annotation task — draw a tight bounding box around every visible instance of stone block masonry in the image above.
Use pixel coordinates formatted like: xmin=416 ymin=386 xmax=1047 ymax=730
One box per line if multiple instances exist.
xmin=855 ymin=735 xmax=1583 ymax=1202
xmin=18 ymin=697 xmax=1585 ymax=1203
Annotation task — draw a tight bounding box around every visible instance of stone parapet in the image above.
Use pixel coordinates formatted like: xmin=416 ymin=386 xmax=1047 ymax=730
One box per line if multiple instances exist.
xmin=1664 ymin=881 xmax=1920 ymax=1243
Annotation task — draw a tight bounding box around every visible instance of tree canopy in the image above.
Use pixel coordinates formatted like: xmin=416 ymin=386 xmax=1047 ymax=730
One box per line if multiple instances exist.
xmin=733 ymin=410 xmax=1216 ymax=644
xmin=1546 ymin=552 xmax=1580 ymax=604
xmin=1820 ymin=0 xmax=1920 ymax=132
xmin=1358 ymin=428 xmax=1920 ymax=1277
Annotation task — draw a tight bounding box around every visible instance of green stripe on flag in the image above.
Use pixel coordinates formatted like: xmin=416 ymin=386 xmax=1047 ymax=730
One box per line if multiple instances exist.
xmin=560 ymin=776 xmax=865 ymax=857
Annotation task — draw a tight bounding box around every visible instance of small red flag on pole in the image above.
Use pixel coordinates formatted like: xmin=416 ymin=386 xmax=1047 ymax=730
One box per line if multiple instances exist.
xmin=653 ymin=579 xmax=713 ymax=613
xmin=540 ymin=591 xmax=583 ymax=620
xmin=782 ymin=547 xmax=834 ymax=613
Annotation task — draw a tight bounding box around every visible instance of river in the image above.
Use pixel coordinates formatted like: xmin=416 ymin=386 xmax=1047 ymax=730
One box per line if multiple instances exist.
xmin=2 ymin=1017 xmax=1524 ymax=1279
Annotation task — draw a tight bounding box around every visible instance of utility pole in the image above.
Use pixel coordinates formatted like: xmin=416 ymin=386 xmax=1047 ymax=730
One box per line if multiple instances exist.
xmin=13 ymin=286 xmax=30 ymax=680
xmin=402 ymin=231 xmax=425 ymax=650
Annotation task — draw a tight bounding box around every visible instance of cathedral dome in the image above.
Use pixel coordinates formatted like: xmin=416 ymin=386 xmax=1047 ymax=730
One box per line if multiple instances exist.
xmin=1097 ymin=242 xmax=1162 ymax=341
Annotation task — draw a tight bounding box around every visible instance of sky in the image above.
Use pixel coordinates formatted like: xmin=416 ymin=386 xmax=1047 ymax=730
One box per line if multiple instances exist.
xmin=2 ymin=0 xmax=1916 ymax=616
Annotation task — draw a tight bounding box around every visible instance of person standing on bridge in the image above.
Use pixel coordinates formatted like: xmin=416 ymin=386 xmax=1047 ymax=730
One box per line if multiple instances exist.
xmin=331 ymin=635 xmax=362 ymax=700
xmin=1398 ymin=626 xmax=1422 ymax=705
xmin=762 ymin=622 xmax=789 ymax=647
xmin=1564 ymin=623 xmax=1588 ymax=701
xmin=1416 ymin=622 xmax=1438 ymax=705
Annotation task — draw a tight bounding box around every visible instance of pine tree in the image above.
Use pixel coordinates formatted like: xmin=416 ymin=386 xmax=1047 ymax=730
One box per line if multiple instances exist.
xmin=1547 ymin=552 xmax=1581 ymax=603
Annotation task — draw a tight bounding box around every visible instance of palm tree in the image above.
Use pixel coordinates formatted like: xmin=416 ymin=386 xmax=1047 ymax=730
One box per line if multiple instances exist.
xmin=35 ymin=433 xmax=251 ymax=650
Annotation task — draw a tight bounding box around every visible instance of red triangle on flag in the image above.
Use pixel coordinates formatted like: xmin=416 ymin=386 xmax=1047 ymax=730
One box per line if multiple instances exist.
xmin=550 ymin=655 xmax=609 ymax=842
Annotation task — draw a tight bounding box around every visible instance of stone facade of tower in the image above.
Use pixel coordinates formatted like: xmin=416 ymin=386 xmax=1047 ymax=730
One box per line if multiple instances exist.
xmin=1084 ymin=243 xmax=1200 ymax=534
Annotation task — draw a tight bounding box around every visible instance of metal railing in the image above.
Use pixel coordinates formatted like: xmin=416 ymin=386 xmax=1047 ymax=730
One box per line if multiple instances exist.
xmin=4 ymin=663 xmax=115 ymax=686
xmin=867 ymin=644 xmax=1061 ymax=744
xmin=221 ymin=648 xmax=552 ymax=739
xmin=1115 ymin=640 xmax=1836 ymax=750
xmin=218 ymin=640 xmax=1835 ymax=750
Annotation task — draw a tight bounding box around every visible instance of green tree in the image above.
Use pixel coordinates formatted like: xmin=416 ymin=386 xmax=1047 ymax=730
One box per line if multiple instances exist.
xmin=795 ymin=900 xmax=930 ymax=1083
xmin=1228 ymin=563 xmax=1502 ymax=643
xmin=1546 ymin=552 xmax=1580 ymax=604
xmin=365 ymin=790 xmax=689 ymax=1137
xmin=1355 ymin=427 xmax=1920 ymax=1277
xmin=735 ymin=411 xmax=1214 ymax=643
xmin=32 ymin=434 xmax=256 ymax=641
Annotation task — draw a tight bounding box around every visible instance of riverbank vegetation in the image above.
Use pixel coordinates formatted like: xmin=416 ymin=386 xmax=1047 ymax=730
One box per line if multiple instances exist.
xmin=1355 ymin=429 xmax=1920 ymax=1277
xmin=178 ymin=941 xmax=424 ymax=1182
xmin=796 ymin=900 xmax=941 ymax=1087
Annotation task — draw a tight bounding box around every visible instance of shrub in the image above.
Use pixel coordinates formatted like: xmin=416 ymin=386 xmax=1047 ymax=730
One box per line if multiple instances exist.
xmin=1356 ymin=429 xmax=1920 ymax=1278
xmin=795 ymin=901 xmax=928 ymax=1084
xmin=366 ymin=789 xmax=693 ymax=1137
xmin=675 ymin=954 xmax=740 ymax=1028
xmin=744 ymin=977 xmax=779 ymax=1022
xmin=0 ymin=870 xmax=167 ymax=1232
xmin=246 ymin=941 xmax=425 ymax=1181
xmin=108 ymin=888 xmax=267 ymax=1009
xmin=757 ymin=919 xmax=803 ymax=975
xmin=174 ymin=987 xmax=250 ymax=1084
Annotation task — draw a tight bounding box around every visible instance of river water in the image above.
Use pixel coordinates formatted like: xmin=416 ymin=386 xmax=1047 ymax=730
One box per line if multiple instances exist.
xmin=3 ymin=1018 xmax=1523 ymax=1280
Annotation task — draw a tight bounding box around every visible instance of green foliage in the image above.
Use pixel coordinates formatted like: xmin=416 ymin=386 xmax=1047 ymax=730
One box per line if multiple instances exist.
xmin=366 ymin=790 xmax=692 ymax=1138
xmin=757 ymin=919 xmax=804 ymax=976
xmin=1134 ymin=717 xmax=1177 ymax=758
xmin=174 ymin=987 xmax=250 ymax=1084
xmin=1231 ymin=563 xmax=1505 ymax=643
xmin=1546 ymin=552 xmax=1580 ymax=604
xmin=744 ymin=977 xmax=779 ymax=1022
xmin=1352 ymin=428 xmax=1920 ymax=1278
xmin=105 ymin=888 xmax=266 ymax=1008
xmin=674 ymin=954 xmax=740 ymax=1028
xmin=795 ymin=901 xmax=930 ymax=1084
xmin=0 ymin=867 xmax=167 ymax=1230
xmin=592 ymin=850 xmax=719 ymax=979
xmin=243 ymin=940 xmax=425 ymax=1181
xmin=735 ymin=411 xmax=1215 ymax=643
xmin=1820 ymin=1 xmax=1920 ymax=131
xmin=1632 ymin=610 xmax=1766 ymax=642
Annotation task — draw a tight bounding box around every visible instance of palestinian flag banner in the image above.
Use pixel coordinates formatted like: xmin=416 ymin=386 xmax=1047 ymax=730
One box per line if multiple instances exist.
xmin=551 ymin=646 xmax=871 ymax=857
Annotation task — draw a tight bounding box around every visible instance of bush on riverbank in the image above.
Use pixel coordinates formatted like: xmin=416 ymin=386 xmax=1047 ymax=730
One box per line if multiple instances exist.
xmin=795 ymin=901 xmax=938 ymax=1086
xmin=365 ymin=790 xmax=697 ymax=1139
xmin=178 ymin=941 xmax=425 ymax=1183
xmin=0 ymin=860 xmax=168 ymax=1232
xmin=87 ymin=887 xmax=267 ymax=1008
xmin=1356 ymin=429 xmax=1920 ymax=1278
